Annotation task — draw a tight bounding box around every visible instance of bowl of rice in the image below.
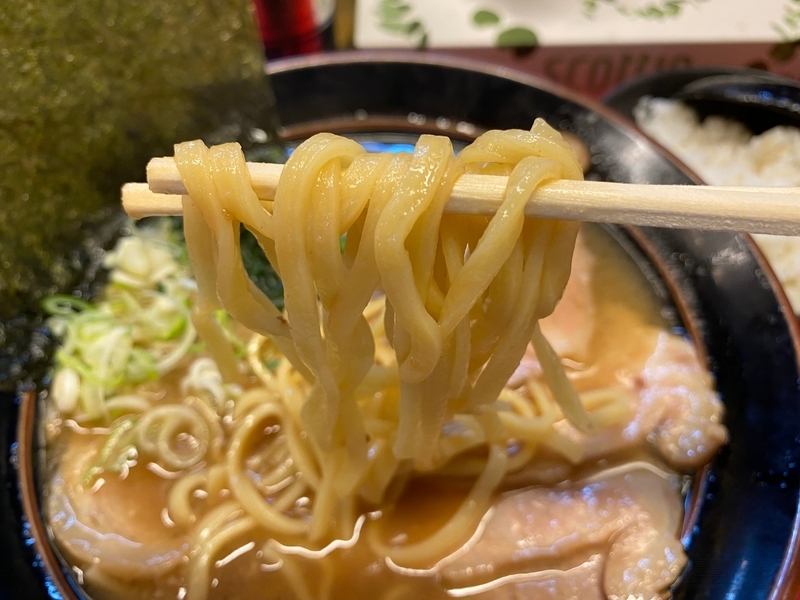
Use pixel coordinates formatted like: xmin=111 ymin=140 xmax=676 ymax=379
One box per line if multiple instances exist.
xmin=604 ymin=68 xmax=800 ymax=312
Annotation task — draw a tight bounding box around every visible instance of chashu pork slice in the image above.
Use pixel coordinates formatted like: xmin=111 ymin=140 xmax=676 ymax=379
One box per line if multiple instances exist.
xmin=439 ymin=468 xmax=686 ymax=600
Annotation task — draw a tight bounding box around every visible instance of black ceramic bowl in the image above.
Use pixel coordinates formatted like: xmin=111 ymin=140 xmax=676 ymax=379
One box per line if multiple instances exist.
xmin=603 ymin=66 xmax=800 ymax=321
xmin=3 ymin=53 xmax=800 ymax=600
xmin=603 ymin=66 xmax=800 ymax=134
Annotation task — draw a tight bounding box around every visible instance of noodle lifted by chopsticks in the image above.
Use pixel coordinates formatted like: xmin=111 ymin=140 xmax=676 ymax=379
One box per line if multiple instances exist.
xmin=169 ymin=119 xmax=613 ymax=594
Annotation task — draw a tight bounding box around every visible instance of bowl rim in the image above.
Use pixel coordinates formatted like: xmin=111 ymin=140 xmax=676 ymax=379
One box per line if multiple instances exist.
xmin=14 ymin=51 xmax=800 ymax=600
xmin=602 ymin=65 xmax=800 ymax=108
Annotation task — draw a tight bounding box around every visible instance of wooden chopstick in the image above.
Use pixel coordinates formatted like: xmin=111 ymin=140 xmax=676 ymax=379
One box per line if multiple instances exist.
xmin=120 ymin=157 xmax=800 ymax=235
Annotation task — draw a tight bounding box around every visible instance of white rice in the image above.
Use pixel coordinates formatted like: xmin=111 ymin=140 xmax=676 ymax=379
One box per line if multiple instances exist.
xmin=634 ymin=97 xmax=800 ymax=312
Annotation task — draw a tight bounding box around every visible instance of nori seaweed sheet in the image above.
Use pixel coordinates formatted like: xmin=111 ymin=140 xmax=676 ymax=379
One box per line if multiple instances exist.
xmin=0 ymin=0 xmax=284 ymax=390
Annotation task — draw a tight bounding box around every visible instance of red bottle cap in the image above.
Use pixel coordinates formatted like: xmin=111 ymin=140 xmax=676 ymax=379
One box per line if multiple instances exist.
xmin=252 ymin=0 xmax=323 ymax=58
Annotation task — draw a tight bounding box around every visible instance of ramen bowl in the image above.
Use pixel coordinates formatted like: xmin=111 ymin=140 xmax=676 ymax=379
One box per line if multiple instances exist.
xmin=3 ymin=53 xmax=800 ymax=600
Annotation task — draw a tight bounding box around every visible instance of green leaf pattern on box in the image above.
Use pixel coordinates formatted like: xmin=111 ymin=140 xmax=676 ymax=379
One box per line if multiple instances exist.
xmin=373 ymin=0 xmax=714 ymax=48
xmin=582 ymin=0 xmax=708 ymax=19
xmin=772 ymin=0 xmax=800 ymax=40
xmin=377 ymin=0 xmax=429 ymax=47
xmin=359 ymin=0 xmax=794 ymax=48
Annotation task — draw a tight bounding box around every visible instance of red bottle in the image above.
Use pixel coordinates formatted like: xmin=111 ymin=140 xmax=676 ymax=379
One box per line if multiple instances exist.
xmin=252 ymin=0 xmax=325 ymax=59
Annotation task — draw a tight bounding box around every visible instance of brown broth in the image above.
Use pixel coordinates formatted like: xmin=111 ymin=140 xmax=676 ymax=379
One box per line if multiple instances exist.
xmin=572 ymin=224 xmax=665 ymax=392
xmin=46 ymin=224 xmax=679 ymax=600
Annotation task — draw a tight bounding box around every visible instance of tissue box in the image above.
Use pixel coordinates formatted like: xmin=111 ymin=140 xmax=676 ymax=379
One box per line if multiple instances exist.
xmin=354 ymin=0 xmax=800 ymax=97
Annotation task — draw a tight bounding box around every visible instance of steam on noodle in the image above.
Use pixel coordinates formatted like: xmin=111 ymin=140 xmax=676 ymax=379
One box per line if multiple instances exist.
xmin=46 ymin=119 xmax=720 ymax=600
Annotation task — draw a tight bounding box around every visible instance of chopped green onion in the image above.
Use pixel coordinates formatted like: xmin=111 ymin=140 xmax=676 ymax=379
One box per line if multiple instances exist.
xmin=126 ymin=349 xmax=159 ymax=383
xmin=42 ymin=295 xmax=94 ymax=315
xmin=51 ymin=367 xmax=81 ymax=412
xmin=82 ymin=418 xmax=137 ymax=484
xmin=46 ymin=222 xmax=198 ymax=420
